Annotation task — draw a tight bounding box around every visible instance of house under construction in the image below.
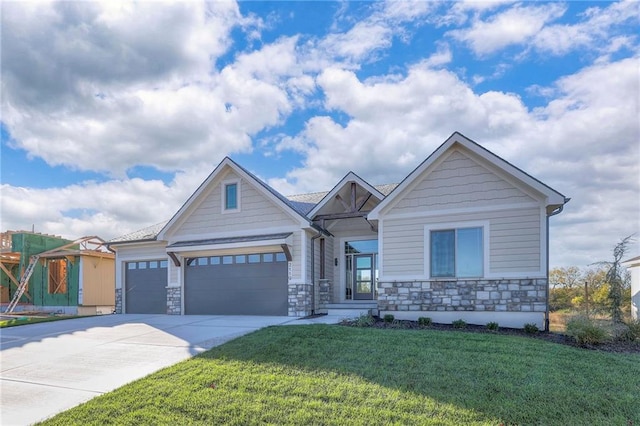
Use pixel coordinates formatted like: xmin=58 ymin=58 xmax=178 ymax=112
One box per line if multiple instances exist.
xmin=1 ymin=231 xmax=115 ymax=315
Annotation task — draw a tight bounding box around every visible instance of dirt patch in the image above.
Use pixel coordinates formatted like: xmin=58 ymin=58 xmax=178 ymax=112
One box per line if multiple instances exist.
xmin=340 ymin=317 xmax=640 ymax=354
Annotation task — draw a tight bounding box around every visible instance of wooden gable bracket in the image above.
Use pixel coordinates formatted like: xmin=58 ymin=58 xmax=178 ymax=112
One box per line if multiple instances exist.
xmin=280 ymin=244 xmax=292 ymax=262
xmin=356 ymin=193 xmax=372 ymax=212
xmin=167 ymin=252 xmax=181 ymax=267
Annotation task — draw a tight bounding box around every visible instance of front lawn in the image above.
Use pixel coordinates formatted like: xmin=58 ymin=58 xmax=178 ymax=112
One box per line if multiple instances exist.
xmin=41 ymin=325 xmax=639 ymax=425
xmin=0 ymin=314 xmax=84 ymax=328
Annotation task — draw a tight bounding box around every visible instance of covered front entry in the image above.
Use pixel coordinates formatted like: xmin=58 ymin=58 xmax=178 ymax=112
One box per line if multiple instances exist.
xmin=345 ymin=240 xmax=378 ymax=300
xmin=125 ymin=260 xmax=168 ymax=314
xmin=184 ymin=252 xmax=288 ymax=315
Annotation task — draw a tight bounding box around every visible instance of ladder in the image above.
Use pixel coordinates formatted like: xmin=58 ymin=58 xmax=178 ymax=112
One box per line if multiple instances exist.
xmin=5 ymin=255 xmax=40 ymax=314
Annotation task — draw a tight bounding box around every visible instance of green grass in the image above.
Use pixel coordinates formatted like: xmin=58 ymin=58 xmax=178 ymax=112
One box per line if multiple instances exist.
xmin=0 ymin=315 xmax=84 ymax=328
xmin=40 ymin=326 xmax=640 ymax=425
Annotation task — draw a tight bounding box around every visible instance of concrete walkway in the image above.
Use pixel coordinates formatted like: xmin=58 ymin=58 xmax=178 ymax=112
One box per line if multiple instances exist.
xmin=0 ymin=314 xmax=342 ymax=425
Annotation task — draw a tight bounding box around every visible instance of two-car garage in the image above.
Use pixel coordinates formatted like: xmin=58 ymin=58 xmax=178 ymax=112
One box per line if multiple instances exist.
xmin=124 ymin=251 xmax=288 ymax=315
xmin=184 ymin=252 xmax=288 ymax=315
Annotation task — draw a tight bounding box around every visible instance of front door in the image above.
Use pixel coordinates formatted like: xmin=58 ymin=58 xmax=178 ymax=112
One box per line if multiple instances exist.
xmin=353 ymin=254 xmax=374 ymax=300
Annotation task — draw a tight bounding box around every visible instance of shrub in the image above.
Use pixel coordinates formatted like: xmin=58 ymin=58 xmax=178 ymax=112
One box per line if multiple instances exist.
xmin=452 ymin=319 xmax=466 ymax=329
xmin=353 ymin=313 xmax=375 ymax=327
xmin=383 ymin=314 xmax=395 ymax=323
xmin=626 ymin=319 xmax=640 ymax=341
xmin=565 ymin=316 xmax=609 ymax=345
xmin=524 ymin=323 xmax=539 ymax=334
xmin=486 ymin=322 xmax=499 ymax=331
xmin=418 ymin=317 xmax=432 ymax=327
xmin=611 ymin=319 xmax=640 ymax=342
xmin=611 ymin=323 xmax=634 ymax=342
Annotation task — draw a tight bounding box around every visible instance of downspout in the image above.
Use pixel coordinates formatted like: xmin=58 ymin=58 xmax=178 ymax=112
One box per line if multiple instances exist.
xmin=545 ymin=199 xmax=569 ymax=331
xmin=309 ymin=220 xmax=329 ymax=315
xmin=310 ymin=231 xmax=323 ymax=315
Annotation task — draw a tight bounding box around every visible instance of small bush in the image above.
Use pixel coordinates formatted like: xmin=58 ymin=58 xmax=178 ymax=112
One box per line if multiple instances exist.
xmin=486 ymin=322 xmax=499 ymax=331
xmin=625 ymin=319 xmax=640 ymax=342
xmin=353 ymin=313 xmax=375 ymax=327
xmin=452 ymin=319 xmax=466 ymax=329
xmin=383 ymin=314 xmax=395 ymax=323
xmin=611 ymin=323 xmax=634 ymax=342
xmin=565 ymin=316 xmax=609 ymax=345
xmin=418 ymin=317 xmax=432 ymax=327
xmin=524 ymin=323 xmax=539 ymax=334
xmin=389 ymin=319 xmax=409 ymax=329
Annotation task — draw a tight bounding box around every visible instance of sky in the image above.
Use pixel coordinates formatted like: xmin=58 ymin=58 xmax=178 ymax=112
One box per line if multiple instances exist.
xmin=1 ymin=0 xmax=639 ymax=268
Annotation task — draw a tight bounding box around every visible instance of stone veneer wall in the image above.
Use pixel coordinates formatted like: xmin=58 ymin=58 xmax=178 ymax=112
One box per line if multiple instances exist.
xmin=378 ymin=279 xmax=547 ymax=313
xmin=115 ymin=288 xmax=122 ymax=314
xmin=317 ymin=279 xmax=332 ymax=309
xmin=166 ymin=287 xmax=181 ymax=315
xmin=288 ymin=283 xmax=313 ymax=316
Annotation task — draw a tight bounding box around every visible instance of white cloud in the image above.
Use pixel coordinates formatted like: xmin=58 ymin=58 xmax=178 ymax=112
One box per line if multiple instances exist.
xmin=449 ymin=3 xmax=566 ymax=55
xmin=423 ymin=43 xmax=453 ymax=68
xmin=532 ymin=0 xmax=639 ymax=56
xmin=1 ymin=1 xmax=297 ymax=176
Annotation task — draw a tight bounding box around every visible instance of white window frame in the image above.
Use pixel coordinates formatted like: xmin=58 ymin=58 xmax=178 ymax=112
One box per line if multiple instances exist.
xmin=221 ymin=179 xmax=241 ymax=214
xmin=424 ymin=221 xmax=489 ymax=279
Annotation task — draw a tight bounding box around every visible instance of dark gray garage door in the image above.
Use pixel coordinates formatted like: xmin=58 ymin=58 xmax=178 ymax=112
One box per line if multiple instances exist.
xmin=125 ymin=260 xmax=168 ymax=314
xmin=185 ymin=252 xmax=287 ymax=315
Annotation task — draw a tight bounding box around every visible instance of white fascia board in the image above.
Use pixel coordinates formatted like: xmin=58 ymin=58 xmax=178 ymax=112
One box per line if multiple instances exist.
xmin=110 ymin=240 xmax=167 ymax=252
xmin=230 ymin=161 xmax=311 ymax=227
xmin=308 ymin=171 xmax=384 ymax=219
xmin=167 ymin=236 xmax=292 ymax=254
xmin=458 ymin=139 xmax=566 ymax=206
xmin=167 ymin=226 xmax=298 ymax=245
xmin=622 ymin=256 xmax=640 ymax=268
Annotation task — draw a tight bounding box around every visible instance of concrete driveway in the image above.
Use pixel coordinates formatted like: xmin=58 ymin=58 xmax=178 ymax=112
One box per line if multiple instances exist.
xmin=0 ymin=314 xmax=297 ymax=425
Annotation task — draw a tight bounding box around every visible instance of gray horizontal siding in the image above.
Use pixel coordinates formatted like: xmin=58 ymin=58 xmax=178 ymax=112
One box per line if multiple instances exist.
xmin=174 ymin=170 xmax=297 ymax=237
xmin=381 ymin=207 xmax=542 ymax=278
xmin=392 ymin=150 xmax=535 ymax=214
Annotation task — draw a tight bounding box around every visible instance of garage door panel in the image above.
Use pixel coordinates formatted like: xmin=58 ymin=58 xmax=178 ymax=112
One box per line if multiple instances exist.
xmin=125 ymin=261 xmax=167 ymax=314
xmin=185 ymin=255 xmax=287 ymax=315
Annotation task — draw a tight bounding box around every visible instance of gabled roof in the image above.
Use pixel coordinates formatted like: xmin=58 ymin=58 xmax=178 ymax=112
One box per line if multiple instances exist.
xmin=368 ymin=132 xmax=568 ymax=220
xmin=157 ymin=157 xmax=311 ymax=240
xmin=306 ymin=171 xmax=386 ymax=219
xmin=622 ymin=255 xmax=640 ymax=267
xmin=109 ymin=221 xmax=168 ymax=244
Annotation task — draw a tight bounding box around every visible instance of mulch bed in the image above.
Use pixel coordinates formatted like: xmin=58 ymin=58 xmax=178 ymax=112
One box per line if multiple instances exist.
xmin=340 ymin=317 xmax=640 ymax=354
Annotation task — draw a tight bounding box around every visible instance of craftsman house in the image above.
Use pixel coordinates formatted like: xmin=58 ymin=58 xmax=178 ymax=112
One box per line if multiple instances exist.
xmin=1 ymin=232 xmax=115 ymax=315
xmin=109 ymin=132 xmax=568 ymax=329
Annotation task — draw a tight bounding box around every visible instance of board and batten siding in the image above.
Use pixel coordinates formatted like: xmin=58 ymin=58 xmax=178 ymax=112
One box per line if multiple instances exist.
xmin=392 ymin=150 xmax=536 ymax=214
xmin=381 ymin=207 xmax=542 ymax=278
xmin=172 ymin=170 xmax=298 ymax=239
